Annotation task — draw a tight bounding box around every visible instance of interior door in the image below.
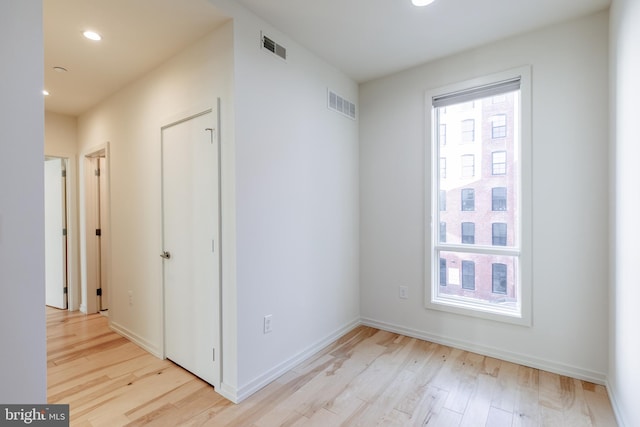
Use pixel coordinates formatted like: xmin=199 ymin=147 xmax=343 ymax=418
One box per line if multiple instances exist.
xmin=45 ymin=157 xmax=67 ymax=309
xmin=161 ymin=110 xmax=220 ymax=387
xmin=98 ymin=156 xmax=109 ymax=311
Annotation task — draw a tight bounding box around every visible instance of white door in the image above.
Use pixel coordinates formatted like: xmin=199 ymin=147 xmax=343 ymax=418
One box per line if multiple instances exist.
xmin=98 ymin=156 xmax=109 ymax=311
xmin=45 ymin=158 xmax=67 ymax=309
xmin=162 ymin=110 xmax=220 ymax=387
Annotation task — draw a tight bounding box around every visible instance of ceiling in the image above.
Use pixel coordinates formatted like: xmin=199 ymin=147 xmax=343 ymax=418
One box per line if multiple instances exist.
xmin=43 ymin=0 xmax=229 ymax=115
xmin=236 ymin=0 xmax=610 ymax=82
xmin=44 ymin=0 xmax=610 ymax=116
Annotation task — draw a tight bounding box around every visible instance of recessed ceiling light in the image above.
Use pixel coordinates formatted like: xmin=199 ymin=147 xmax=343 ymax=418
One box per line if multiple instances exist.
xmin=53 ymin=66 xmax=68 ymax=73
xmin=412 ymin=0 xmax=436 ymax=6
xmin=43 ymin=90 xmax=50 ymax=96
xmin=83 ymin=30 xmax=102 ymax=41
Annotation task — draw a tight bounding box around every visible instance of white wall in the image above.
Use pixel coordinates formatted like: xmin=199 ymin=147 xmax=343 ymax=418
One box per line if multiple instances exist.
xmin=0 ymin=0 xmax=46 ymax=403
xmin=75 ymin=0 xmax=360 ymax=401
xmin=77 ymin=21 xmax=235 ymax=378
xmin=610 ymin=0 xmax=640 ymax=425
xmin=360 ymin=11 xmax=610 ymax=383
xmin=45 ymin=112 xmax=77 ymax=154
xmin=209 ymin=0 xmax=360 ymax=401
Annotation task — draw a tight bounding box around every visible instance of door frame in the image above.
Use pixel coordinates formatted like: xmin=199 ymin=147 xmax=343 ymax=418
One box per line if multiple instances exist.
xmin=44 ymin=156 xmax=67 ymax=309
xmin=79 ymin=143 xmax=111 ymax=314
xmin=160 ymin=106 xmax=223 ymax=389
xmin=43 ymin=153 xmax=79 ymax=310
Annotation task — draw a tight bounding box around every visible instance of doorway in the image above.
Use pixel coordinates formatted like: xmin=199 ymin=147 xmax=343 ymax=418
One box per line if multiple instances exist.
xmin=44 ymin=157 xmax=68 ymax=309
xmin=82 ymin=147 xmax=110 ymax=314
xmin=161 ymin=109 xmax=221 ymax=387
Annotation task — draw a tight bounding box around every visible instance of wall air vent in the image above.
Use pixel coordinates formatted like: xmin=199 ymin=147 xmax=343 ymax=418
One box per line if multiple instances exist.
xmin=261 ymin=32 xmax=287 ymax=61
xmin=328 ymin=89 xmax=356 ymax=120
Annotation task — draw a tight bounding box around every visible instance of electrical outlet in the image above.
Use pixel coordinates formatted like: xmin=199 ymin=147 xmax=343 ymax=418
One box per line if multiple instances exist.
xmin=263 ymin=315 xmax=273 ymax=334
xmin=128 ymin=290 xmax=133 ymax=306
xmin=399 ymin=286 xmax=408 ymax=299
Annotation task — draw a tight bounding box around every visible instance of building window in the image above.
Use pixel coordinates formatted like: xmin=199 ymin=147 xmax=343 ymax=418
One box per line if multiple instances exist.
xmin=492 ymin=187 xmax=507 ymax=211
xmin=460 ymin=101 xmax=475 ymax=111
xmin=428 ymin=66 xmax=531 ymax=325
xmin=492 ymin=151 xmax=507 ymax=175
xmin=440 ymin=258 xmax=447 ymax=286
xmin=461 ymin=222 xmax=475 ymax=244
xmin=461 ymin=154 xmax=475 ymax=177
xmin=462 ymin=260 xmax=475 ymax=290
xmin=461 ymin=188 xmax=475 ymax=211
xmin=492 ymin=223 xmax=507 ymax=246
xmin=440 ymin=157 xmax=447 ymax=179
xmin=440 ymin=124 xmax=446 ymax=145
xmin=492 ymin=263 xmax=507 ymax=294
xmin=492 ymin=114 xmax=507 ymax=138
xmin=439 ymin=190 xmax=446 ymax=211
xmin=492 ymin=94 xmax=506 ymax=104
xmin=461 ymin=119 xmax=475 ymax=142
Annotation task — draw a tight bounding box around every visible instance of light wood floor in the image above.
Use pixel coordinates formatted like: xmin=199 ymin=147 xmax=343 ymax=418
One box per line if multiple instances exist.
xmin=47 ymin=307 xmax=618 ymax=426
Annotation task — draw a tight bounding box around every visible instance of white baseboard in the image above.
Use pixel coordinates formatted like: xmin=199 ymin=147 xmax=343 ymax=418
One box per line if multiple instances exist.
xmin=605 ymin=380 xmax=626 ymax=427
xmin=217 ymin=382 xmax=240 ymax=404
xmin=109 ymin=320 xmax=162 ymax=359
xmin=233 ymin=318 xmax=361 ymax=403
xmin=360 ymin=317 xmax=608 ymax=385
xmin=79 ymin=304 xmax=87 ymax=314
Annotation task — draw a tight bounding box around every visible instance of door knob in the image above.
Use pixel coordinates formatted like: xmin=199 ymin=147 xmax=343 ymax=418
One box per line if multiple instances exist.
xmin=160 ymin=251 xmax=171 ymax=259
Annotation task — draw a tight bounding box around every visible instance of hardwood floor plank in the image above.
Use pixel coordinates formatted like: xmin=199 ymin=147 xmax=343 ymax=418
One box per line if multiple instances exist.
xmin=444 ymin=351 xmax=486 ymax=414
xmin=491 ymin=360 xmax=520 ymax=413
xmin=459 ymin=372 xmax=498 ymax=427
xmin=583 ymin=385 xmax=618 ymax=427
xmin=538 ymin=370 xmax=564 ymax=412
xmin=309 ymin=397 xmax=368 ymax=426
xmin=540 ymin=405 xmax=564 ymax=426
xmin=512 ymin=384 xmax=540 ymax=427
xmin=394 ymin=342 xmax=445 ymax=417
xmin=516 ymin=365 xmax=539 ymax=389
xmin=485 ymin=406 xmax=514 ymax=427
xmin=561 ymin=377 xmax=593 ymax=426
xmin=430 ymin=347 xmax=468 ymax=394
xmin=124 ymin=378 xmax=215 ymax=421
xmin=45 ymin=307 xmax=618 ymax=426
xmin=408 ymin=385 xmax=450 ymax=426
xmin=425 ymin=407 xmax=463 ymax=426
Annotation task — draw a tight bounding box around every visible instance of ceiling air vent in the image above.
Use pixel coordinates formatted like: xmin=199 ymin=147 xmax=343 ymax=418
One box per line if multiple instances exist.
xmin=328 ymin=89 xmax=356 ymax=120
xmin=261 ymin=32 xmax=287 ymax=61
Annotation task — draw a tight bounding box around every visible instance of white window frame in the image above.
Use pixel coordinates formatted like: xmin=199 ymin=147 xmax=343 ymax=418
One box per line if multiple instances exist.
xmin=425 ymin=66 xmax=532 ymax=326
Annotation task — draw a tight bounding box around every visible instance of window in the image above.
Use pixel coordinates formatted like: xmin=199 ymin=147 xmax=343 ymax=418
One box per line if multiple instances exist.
xmin=439 ymin=124 xmax=446 ymax=145
xmin=428 ymin=67 xmax=531 ymax=325
xmin=492 ymin=187 xmax=507 ymax=211
xmin=461 ymin=154 xmax=475 ymax=177
xmin=440 ymin=157 xmax=447 ymax=179
xmin=492 ymin=263 xmax=507 ymax=294
xmin=461 ymin=261 xmax=475 ymax=290
xmin=461 ymin=119 xmax=475 ymax=142
xmin=491 ymin=114 xmax=507 ymax=138
xmin=461 ymin=188 xmax=475 ymax=211
xmin=492 ymin=151 xmax=506 ymax=175
xmin=439 ymin=190 xmax=446 ymax=211
xmin=492 ymin=223 xmax=507 ymax=246
xmin=461 ymin=222 xmax=475 ymax=244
